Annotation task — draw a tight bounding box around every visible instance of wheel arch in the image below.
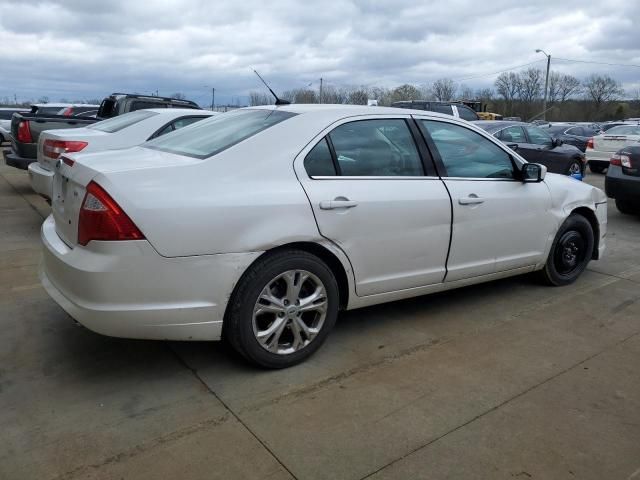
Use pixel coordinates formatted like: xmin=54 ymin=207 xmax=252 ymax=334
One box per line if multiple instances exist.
xmin=570 ymin=206 xmax=600 ymax=259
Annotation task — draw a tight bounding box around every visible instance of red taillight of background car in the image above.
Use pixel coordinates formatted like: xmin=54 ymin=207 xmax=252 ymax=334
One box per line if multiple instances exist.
xmin=586 ymin=137 xmax=594 ymax=149
xmin=43 ymin=139 xmax=88 ymax=160
xmin=610 ymin=153 xmax=631 ymax=168
xmin=61 ymin=107 xmax=73 ymax=116
xmin=17 ymin=121 xmax=32 ymax=143
xmin=78 ymin=181 xmax=145 ymax=246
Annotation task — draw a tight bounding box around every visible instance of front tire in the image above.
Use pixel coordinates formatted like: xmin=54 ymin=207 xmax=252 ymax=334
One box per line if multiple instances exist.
xmin=566 ymin=159 xmax=583 ymax=177
xmin=615 ymin=199 xmax=637 ymax=215
xmin=224 ymin=249 xmax=339 ymax=368
xmin=539 ymin=214 xmax=594 ymax=286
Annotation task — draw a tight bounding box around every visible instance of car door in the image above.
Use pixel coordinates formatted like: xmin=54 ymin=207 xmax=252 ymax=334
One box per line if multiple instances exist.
xmin=523 ymin=125 xmax=566 ymax=173
xmin=295 ymin=116 xmax=452 ymax=296
xmin=418 ymin=118 xmax=553 ymax=281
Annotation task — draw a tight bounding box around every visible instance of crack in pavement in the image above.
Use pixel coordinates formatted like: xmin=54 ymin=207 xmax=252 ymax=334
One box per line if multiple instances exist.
xmin=358 ymin=330 xmax=640 ymax=480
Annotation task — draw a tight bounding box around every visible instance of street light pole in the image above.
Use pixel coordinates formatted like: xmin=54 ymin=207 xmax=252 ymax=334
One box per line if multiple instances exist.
xmin=211 ymin=87 xmax=215 ymax=111
xmin=536 ymin=49 xmax=551 ymax=121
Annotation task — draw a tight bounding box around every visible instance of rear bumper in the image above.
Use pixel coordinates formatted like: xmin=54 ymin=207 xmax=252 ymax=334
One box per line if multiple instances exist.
xmin=585 ymin=149 xmax=610 ymax=166
xmin=4 ymin=151 xmax=35 ymax=170
xmin=40 ymin=215 xmax=262 ymax=341
xmin=605 ymin=166 xmax=640 ymax=202
xmin=28 ymin=162 xmax=54 ymax=199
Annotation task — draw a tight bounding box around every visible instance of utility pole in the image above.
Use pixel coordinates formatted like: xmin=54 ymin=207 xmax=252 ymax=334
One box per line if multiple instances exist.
xmin=319 ymin=77 xmax=323 ymax=104
xmin=536 ymin=49 xmax=551 ymax=121
xmin=211 ymin=87 xmax=215 ymax=111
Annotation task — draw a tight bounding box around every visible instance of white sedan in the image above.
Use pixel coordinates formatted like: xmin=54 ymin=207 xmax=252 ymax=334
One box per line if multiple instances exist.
xmin=28 ymin=108 xmax=217 ymax=199
xmin=40 ymin=105 xmax=607 ymax=368
xmin=586 ymin=123 xmax=640 ymax=173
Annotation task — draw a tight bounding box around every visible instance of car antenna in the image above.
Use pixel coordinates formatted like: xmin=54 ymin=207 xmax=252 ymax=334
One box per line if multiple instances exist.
xmin=253 ymin=69 xmax=290 ymax=105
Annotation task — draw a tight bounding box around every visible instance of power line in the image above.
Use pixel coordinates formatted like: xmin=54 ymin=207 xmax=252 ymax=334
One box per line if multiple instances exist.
xmin=452 ymin=59 xmax=546 ymax=82
xmin=553 ymin=57 xmax=640 ymax=69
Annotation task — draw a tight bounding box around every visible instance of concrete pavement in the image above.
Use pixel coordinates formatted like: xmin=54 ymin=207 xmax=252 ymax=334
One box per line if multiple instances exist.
xmin=1 ymin=155 xmax=639 ymax=480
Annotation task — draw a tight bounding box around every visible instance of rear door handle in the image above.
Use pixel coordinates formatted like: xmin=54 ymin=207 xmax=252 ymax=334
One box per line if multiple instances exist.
xmin=320 ymin=199 xmax=358 ymax=210
xmin=458 ymin=195 xmax=484 ymax=205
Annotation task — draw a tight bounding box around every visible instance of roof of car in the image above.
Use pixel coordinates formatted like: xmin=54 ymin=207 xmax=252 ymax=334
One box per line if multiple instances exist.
xmin=32 ymin=103 xmax=100 ymax=108
xmin=252 ymin=103 xmax=462 ymax=120
xmin=143 ymin=108 xmax=215 ymax=115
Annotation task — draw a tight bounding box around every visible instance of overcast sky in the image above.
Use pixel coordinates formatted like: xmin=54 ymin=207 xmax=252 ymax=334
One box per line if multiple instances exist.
xmin=1 ymin=0 xmax=639 ymax=106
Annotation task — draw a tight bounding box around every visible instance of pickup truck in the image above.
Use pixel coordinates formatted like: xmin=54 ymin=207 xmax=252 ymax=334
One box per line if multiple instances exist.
xmin=3 ymin=93 xmax=200 ymax=170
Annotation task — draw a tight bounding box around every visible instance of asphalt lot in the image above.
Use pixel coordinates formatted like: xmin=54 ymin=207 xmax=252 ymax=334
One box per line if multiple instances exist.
xmin=1 ymin=149 xmax=639 ymax=480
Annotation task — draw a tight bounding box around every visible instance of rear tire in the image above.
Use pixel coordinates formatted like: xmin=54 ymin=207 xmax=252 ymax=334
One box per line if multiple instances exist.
xmin=224 ymin=249 xmax=339 ymax=368
xmin=615 ymin=199 xmax=638 ymax=215
xmin=589 ymin=163 xmax=605 ymax=174
xmin=539 ymin=214 xmax=594 ymax=286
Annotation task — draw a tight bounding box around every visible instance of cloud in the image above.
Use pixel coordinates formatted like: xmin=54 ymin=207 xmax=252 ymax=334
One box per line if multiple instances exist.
xmin=0 ymin=0 xmax=638 ymax=104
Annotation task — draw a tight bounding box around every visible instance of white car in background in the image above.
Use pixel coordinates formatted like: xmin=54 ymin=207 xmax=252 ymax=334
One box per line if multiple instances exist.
xmin=29 ymin=108 xmax=216 ymax=199
xmin=587 ymin=124 xmax=640 ymax=173
xmin=40 ymin=105 xmax=607 ymax=368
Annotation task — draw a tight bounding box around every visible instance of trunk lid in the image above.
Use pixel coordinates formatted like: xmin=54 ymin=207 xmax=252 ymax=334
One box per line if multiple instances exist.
xmin=593 ymin=134 xmax=640 ymax=152
xmin=51 ymin=146 xmax=200 ymax=247
xmin=37 ymin=128 xmax=107 ymax=171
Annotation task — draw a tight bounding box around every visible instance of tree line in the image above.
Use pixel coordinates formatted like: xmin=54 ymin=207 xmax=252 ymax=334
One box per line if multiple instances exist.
xmin=249 ymin=71 xmax=639 ymax=122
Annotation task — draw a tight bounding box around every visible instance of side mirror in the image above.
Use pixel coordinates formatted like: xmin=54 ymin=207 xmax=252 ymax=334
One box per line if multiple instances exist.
xmin=552 ymin=137 xmax=563 ymax=147
xmin=506 ymin=142 xmax=519 ymax=151
xmin=522 ymin=163 xmax=546 ymax=183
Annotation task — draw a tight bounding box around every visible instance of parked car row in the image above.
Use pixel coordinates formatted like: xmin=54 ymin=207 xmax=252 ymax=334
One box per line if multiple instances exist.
xmin=34 ymin=104 xmax=608 ymax=367
xmin=3 ymin=93 xmax=200 ymax=170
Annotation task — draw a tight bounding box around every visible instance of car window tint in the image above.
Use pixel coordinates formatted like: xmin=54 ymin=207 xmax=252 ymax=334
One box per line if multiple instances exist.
xmin=456 ymin=105 xmax=478 ymax=121
xmin=172 ymin=117 xmax=206 ymax=130
xmin=131 ymin=101 xmax=167 ymax=111
xmin=524 ymin=126 xmax=553 ymax=146
xmin=145 ymin=109 xmax=296 ymax=159
xmin=429 ymin=104 xmax=454 ymax=115
xmin=155 ymin=124 xmax=174 ymax=137
xmin=304 ymin=138 xmax=336 ymax=177
xmin=565 ymin=127 xmax=583 ymax=136
xmin=89 ymin=110 xmax=158 ymax=133
xmin=329 ymin=119 xmax=423 ymax=176
xmin=421 ymin=120 xmax=514 ymax=179
xmin=497 ymin=126 xmax=526 ymax=143
xmin=606 ymin=125 xmax=640 ymax=135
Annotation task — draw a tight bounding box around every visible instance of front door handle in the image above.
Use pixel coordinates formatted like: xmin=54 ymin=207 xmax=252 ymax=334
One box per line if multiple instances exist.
xmin=458 ymin=195 xmax=484 ymax=205
xmin=319 ymin=199 xmax=358 ymax=210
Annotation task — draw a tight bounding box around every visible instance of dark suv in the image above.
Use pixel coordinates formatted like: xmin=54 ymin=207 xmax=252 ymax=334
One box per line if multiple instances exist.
xmin=391 ymin=101 xmax=480 ymax=121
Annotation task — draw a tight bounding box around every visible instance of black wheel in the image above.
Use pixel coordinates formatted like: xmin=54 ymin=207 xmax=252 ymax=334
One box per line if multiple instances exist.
xmin=539 ymin=215 xmax=594 ymax=286
xmin=615 ymin=199 xmax=637 ymax=215
xmin=224 ymin=249 xmax=339 ymax=368
xmin=566 ymin=159 xmax=583 ymax=176
xmin=589 ymin=163 xmax=605 ymax=174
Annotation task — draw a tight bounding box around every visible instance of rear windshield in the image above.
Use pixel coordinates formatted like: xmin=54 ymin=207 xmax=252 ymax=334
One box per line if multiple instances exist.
xmin=89 ymin=110 xmax=158 ymax=133
xmin=144 ymin=109 xmax=297 ymax=159
xmin=605 ymin=125 xmax=640 ymax=136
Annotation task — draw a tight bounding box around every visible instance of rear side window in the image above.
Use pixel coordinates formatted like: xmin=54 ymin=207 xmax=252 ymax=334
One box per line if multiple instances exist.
xmin=328 ymin=119 xmax=423 ymax=176
xmin=497 ymin=126 xmax=526 ymax=143
xmin=524 ymin=126 xmax=553 ymax=146
xmin=145 ymin=109 xmax=296 ymax=159
xmin=131 ymin=101 xmax=166 ymax=112
xmin=456 ymin=105 xmax=479 ymax=121
xmin=89 ymin=110 xmax=158 ymax=133
xmin=304 ymin=138 xmax=336 ymax=177
xmin=172 ymin=116 xmax=206 ymax=129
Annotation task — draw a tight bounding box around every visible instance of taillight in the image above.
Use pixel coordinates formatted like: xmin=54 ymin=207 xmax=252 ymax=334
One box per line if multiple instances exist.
xmin=43 ymin=139 xmax=88 ymax=160
xmin=17 ymin=121 xmax=32 ymax=143
xmin=78 ymin=181 xmax=145 ymax=246
xmin=61 ymin=107 xmax=73 ymax=116
xmin=610 ymin=153 xmax=632 ymax=168
xmin=610 ymin=154 xmax=622 ymax=166
xmin=586 ymin=138 xmax=594 ymax=149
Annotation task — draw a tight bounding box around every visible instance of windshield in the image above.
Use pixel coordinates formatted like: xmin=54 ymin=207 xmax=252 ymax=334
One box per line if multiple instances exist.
xmin=144 ymin=109 xmax=297 ymax=159
xmin=605 ymin=125 xmax=640 ymax=136
xmin=89 ymin=110 xmax=158 ymax=133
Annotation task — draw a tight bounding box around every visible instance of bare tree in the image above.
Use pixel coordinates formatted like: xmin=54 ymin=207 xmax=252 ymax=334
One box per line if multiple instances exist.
xmin=431 ymin=78 xmax=457 ymax=101
xmin=37 ymin=96 xmax=49 ymax=104
xmin=170 ymin=92 xmax=186 ymax=100
xmin=346 ymin=87 xmax=369 ymax=105
xmin=388 ymin=84 xmax=421 ymax=103
xmin=458 ymin=84 xmax=475 ymax=100
xmin=583 ymin=74 xmax=624 ymax=115
xmin=548 ymin=72 xmax=581 ymax=103
xmin=516 ymin=68 xmax=543 ymax=103
xmin=249 ymin=91 xmax=272 ymax=106
xmin=475 ymin=88 xmax=495 ymax=101
xmin=494 ymin=72 xmax=519 ymax=115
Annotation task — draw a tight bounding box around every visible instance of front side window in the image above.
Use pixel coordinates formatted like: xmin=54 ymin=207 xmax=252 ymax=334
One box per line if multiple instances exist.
xmin=524 ymin=126 xmax=553 ymax=147
xmin=145 ymin=109 xmax=296 ymax=159
xmin=421 ymin=120 xmax=515 ymax=179
xmin=328 ymin=119 xmax=423 ymax=176
xmin=89 ymin=110 xmax=158 ymax=133
xmin=497 ymin=126 xmax=526 ymax=143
